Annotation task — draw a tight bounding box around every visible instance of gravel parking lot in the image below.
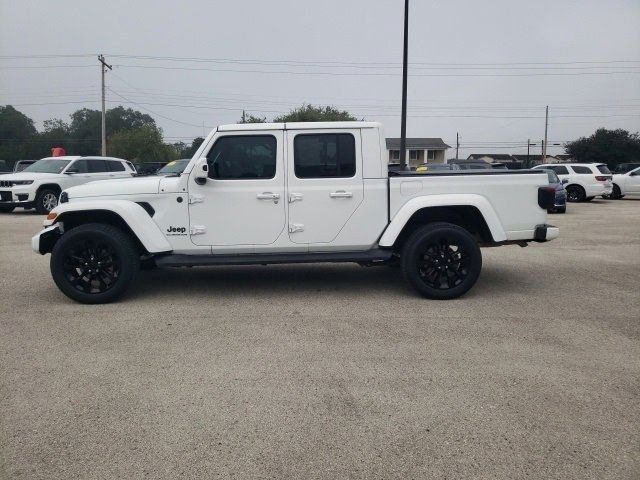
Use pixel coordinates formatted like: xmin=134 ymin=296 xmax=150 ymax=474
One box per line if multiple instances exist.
xmin=1 ymin=200 xmax=639 ymax=479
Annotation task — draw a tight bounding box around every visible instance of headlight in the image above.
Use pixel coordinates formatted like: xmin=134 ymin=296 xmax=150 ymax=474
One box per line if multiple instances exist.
xmin=12 ymin=180 xmax=34 ymax=185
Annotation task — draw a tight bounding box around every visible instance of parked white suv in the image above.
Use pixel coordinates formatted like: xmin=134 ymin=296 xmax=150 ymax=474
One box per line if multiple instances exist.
xmin=611 ymin=165 xmax=640 ymax=199
xmin=532 ymin=163 xmax=613 ymax=202
xmin=0 ymin=156 xmax=135 ymax=214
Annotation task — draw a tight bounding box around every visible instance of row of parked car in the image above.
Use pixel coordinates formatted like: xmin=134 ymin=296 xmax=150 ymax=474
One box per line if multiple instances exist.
xmin=1 ymin=155 xmax=638 ymax=216
xmin=0 ymin=156 xmax=190 ymax=214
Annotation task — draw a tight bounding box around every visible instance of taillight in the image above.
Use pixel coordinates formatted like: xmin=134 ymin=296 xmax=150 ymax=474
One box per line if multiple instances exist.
xmin=538 ymin=186 xmax=556 ymax=210
xmin=595 ymin=176 xmax=610 ymax=182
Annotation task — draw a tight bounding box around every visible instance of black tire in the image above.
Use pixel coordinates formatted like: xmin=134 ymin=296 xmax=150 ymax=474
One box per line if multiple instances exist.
xmin=401 ymin=222 xmax=482 ymax=300
xmin=50 ymin=223 xmax=140 ymax=304
xmin=0 ymin=206 xmax=14 ymax=213
xmin=35 ymin=188 xmax=60 ymax=214
xmin=610 ymin=184 xmax=623 ymax=200
xmin=566 ymin=185 xmax=585 ymax=202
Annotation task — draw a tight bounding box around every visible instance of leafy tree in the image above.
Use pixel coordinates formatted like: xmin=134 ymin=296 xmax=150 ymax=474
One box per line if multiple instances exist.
xmin=0 ymin=105 xmax=38 ymax=162
xmin=172 ymin=136 xmax=205 ymax=158
xmin=240 ymin=113 xmax=267 ymax=124
xmin=107 ymin=125 xmax=177 ymax=163
xmin=565 ymin=128 xmax=640 ymax=168
xmin=273 ymin=104 xmax=358 ymax=122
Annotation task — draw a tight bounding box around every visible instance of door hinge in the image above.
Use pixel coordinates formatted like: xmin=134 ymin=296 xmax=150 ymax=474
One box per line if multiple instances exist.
xmin=190 ymin=225 xmax=206 ymax=235
xmin=189 ymin=194 xmax=205 ymax=205
xmin=288 ymin=224 xmax=304 ymax=233
xmin=288 ymin=193 xmax=303 ymax=203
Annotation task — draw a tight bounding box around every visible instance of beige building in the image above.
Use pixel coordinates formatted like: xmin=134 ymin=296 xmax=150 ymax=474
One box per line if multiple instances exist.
xmin=386 ymin=138 xmax=450 ymax=168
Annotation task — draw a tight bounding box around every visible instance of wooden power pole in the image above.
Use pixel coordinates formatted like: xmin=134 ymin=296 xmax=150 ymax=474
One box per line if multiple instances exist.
xmin=98 ymin=54 xmax=112 ymax=156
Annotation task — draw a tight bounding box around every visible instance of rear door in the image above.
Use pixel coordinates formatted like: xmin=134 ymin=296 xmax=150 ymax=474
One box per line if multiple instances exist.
xmin=286 ymin=129 xmax=364 ymax=245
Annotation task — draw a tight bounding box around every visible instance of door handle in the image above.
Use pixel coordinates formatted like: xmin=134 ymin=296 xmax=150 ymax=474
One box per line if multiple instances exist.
xmin=257 ymin=192 xmax=280 ymax=204
xmin=330 ymin=190 xmax=353 ymax=198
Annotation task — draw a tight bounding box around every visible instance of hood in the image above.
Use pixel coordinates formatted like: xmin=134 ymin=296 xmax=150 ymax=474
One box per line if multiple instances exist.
xmin=66 ymin=176 xmax=162 ymax=199
xmin=0 ymin=172 xmax=62 ymax=181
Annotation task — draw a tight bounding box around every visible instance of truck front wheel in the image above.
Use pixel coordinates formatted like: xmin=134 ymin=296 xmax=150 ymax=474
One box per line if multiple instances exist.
xmin=401 ymin=222 xmax=482 ymax=300
xmin=50 ymin=223 xmax=140 ymax=304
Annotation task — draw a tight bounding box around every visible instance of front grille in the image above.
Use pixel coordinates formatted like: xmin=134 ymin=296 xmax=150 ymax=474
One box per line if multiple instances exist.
xmin=0 ymin=180 xmax=13 ymax=188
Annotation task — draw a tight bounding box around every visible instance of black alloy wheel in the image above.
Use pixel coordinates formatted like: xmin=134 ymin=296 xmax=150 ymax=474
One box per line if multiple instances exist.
xmin=51 ymin=223 xmax=139 ymax=303
xmin=401 ymin=222 xmax=482 ymax=300
xmin=566 ymin=185 xmax=585 ymax=202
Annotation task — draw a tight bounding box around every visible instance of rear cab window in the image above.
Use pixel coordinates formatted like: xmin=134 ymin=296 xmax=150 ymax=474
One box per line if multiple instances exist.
xmin=294 ymin=133 xmax=356 ymax=178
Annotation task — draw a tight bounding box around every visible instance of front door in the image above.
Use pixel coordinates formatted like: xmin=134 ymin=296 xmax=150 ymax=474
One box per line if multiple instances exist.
xmin=188 ymin=131 xmax=286 ymax=248
xmin=286 ymin=129 xmax=364 ymax=244
xmin=627 ymin=168 xmax=640 ymax=193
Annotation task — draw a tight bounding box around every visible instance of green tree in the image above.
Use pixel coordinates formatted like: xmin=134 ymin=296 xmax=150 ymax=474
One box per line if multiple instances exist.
xmin=0 ymin=105 xmax=38 ymax=162
xmin=273 ymin=104 xmax=358 ymax=122
xmin=565 ymin=128 xmax=640 ymax=168
xmin=239 ymin=113 xmax=267 ymax=124
xmin=172 ymin=137 xmax=205 ymax=158
xmin=107 ymin=125 xmax=177 ymax=163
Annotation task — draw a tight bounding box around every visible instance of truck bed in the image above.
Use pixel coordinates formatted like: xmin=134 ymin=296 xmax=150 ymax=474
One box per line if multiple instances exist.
xmin=388 ymin=169 xmax=549 ymax=241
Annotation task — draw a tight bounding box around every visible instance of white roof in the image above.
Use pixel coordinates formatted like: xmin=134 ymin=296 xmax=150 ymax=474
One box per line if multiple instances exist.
xmin=217 ymin=121 xmax=382 ymax=132
xmin=39 ymin=156 xmax=126 ymax=161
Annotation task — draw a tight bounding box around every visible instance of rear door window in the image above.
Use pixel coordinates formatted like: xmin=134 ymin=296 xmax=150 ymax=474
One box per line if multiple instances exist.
xmin=107 ymin=160 xmax=126 ymax=172
xmin=571 ymin=166 xmax=592 ymax=174
xmin=294 ymin=133 xmax=356 ymax=178
xmin=544 ymin=165 xmax=569 ymax=175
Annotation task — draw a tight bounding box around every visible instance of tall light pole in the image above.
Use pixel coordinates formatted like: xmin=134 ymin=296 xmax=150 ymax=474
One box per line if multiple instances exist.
xmin=542 ymin=105 xmax=549 ymax=163
xmin=98 ymin=54 xmax=112 ymax=156
xmin=399 ymin=0 xmax=409 ymax=170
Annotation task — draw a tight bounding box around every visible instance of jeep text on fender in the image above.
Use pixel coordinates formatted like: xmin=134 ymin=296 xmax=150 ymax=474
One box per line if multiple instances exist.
xmin=32 ymin=122 xmax=559 ymax=304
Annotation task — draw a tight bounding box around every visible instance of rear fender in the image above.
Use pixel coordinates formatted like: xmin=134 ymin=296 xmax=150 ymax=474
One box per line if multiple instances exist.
xmin=379 ymin=194 xmax=507 ymax=246
xmin=45 ymin=200 xmax=172 ymax=253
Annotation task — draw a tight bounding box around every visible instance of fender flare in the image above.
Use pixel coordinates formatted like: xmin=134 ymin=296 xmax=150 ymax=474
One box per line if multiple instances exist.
xmin=45 ymin=200 xmax=172 ymax=253
xmin=379 ymin=194 xmax=507 ymax=246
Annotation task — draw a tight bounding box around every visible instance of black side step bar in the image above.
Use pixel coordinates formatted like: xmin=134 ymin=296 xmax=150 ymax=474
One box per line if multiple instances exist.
xmin=154 ymin=249 xmax=394 ymax=267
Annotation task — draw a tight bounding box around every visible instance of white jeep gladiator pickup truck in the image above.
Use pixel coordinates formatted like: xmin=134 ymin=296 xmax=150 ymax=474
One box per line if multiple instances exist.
xmin=32 ymin=122 xmax=559 ymax=304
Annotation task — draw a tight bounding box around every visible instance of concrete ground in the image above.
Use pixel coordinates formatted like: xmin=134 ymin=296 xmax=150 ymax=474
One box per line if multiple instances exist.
xmin=1 ymin=199 xmax=639 ymax=479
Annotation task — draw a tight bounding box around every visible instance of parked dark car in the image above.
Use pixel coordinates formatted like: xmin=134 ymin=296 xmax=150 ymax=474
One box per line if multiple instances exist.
xmin=415 ymin=163 xmax=461 ymax=172
xmin=156 ymin=159 xmax=190 ymax=175
xmin=13 ymin=160 xmax=38 ymax=172
xmin=540 ymin=169 xmax=567 ymax=213
xmin=456 ymin=162 xmax=508 ymax=170
xmin=612 ymin=162 xmax=640 ymax=174
xmin=134 ymin=162 xmax=168 ymax=176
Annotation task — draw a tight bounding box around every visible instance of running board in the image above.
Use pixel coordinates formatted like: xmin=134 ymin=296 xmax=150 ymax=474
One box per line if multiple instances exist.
xmin=154 ymin=249 xmax=393 ymax=267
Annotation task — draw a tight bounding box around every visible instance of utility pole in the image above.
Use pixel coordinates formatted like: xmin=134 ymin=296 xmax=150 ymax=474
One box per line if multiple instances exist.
xmin=455 ymin=132 xmax=459 ymax=160
xmin=542 ymin=105 xmax=549 ymax=163
xmin=399 ymin=0 xmax=409 ymax=171
xmin=527 ymin=139 xmax=531 ymax=167
xmin=98 ymin=54 xmax=112 ymax=156
xmin=242 ymin=110 xmax=246 ymax=124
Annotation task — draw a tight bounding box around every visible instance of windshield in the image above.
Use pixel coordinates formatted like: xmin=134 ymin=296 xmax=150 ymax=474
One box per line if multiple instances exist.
xmin=23 ymin=159 xmax=72 ymax=174
xmin=422 ymin=164 xmax=452 ymax=171
xmin=158 ymin=159 xmax=190 ymax=174
xmin=545 ymin=170 xmax=559 ymax=183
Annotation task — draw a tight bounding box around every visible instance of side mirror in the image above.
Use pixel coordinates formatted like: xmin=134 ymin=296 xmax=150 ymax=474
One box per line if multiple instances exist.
xmin=194 ymin=157 xmax=208 ymax=185
xmin=630 ymin=171 xmax=638 ymax=176
xmin=562 ymin=179 xmax=568 ymax=184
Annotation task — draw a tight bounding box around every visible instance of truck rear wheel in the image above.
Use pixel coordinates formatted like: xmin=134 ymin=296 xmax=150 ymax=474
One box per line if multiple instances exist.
xmin=401 ymin=222 xmax=482 ymax=300
xmin=50 ymin=223 xmax=140 ymax=304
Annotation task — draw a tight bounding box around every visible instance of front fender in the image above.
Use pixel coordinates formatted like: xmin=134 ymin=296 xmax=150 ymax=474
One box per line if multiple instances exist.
xmin=45 ymin=200 xmax=172 ymax=253
xmin=378 ymin=194 xmax=507 ymax=247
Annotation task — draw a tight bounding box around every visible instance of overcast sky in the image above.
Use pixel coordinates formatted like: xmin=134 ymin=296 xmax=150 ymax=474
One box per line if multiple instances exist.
xmin=1 ymin=0 xmax=639 ymax=158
